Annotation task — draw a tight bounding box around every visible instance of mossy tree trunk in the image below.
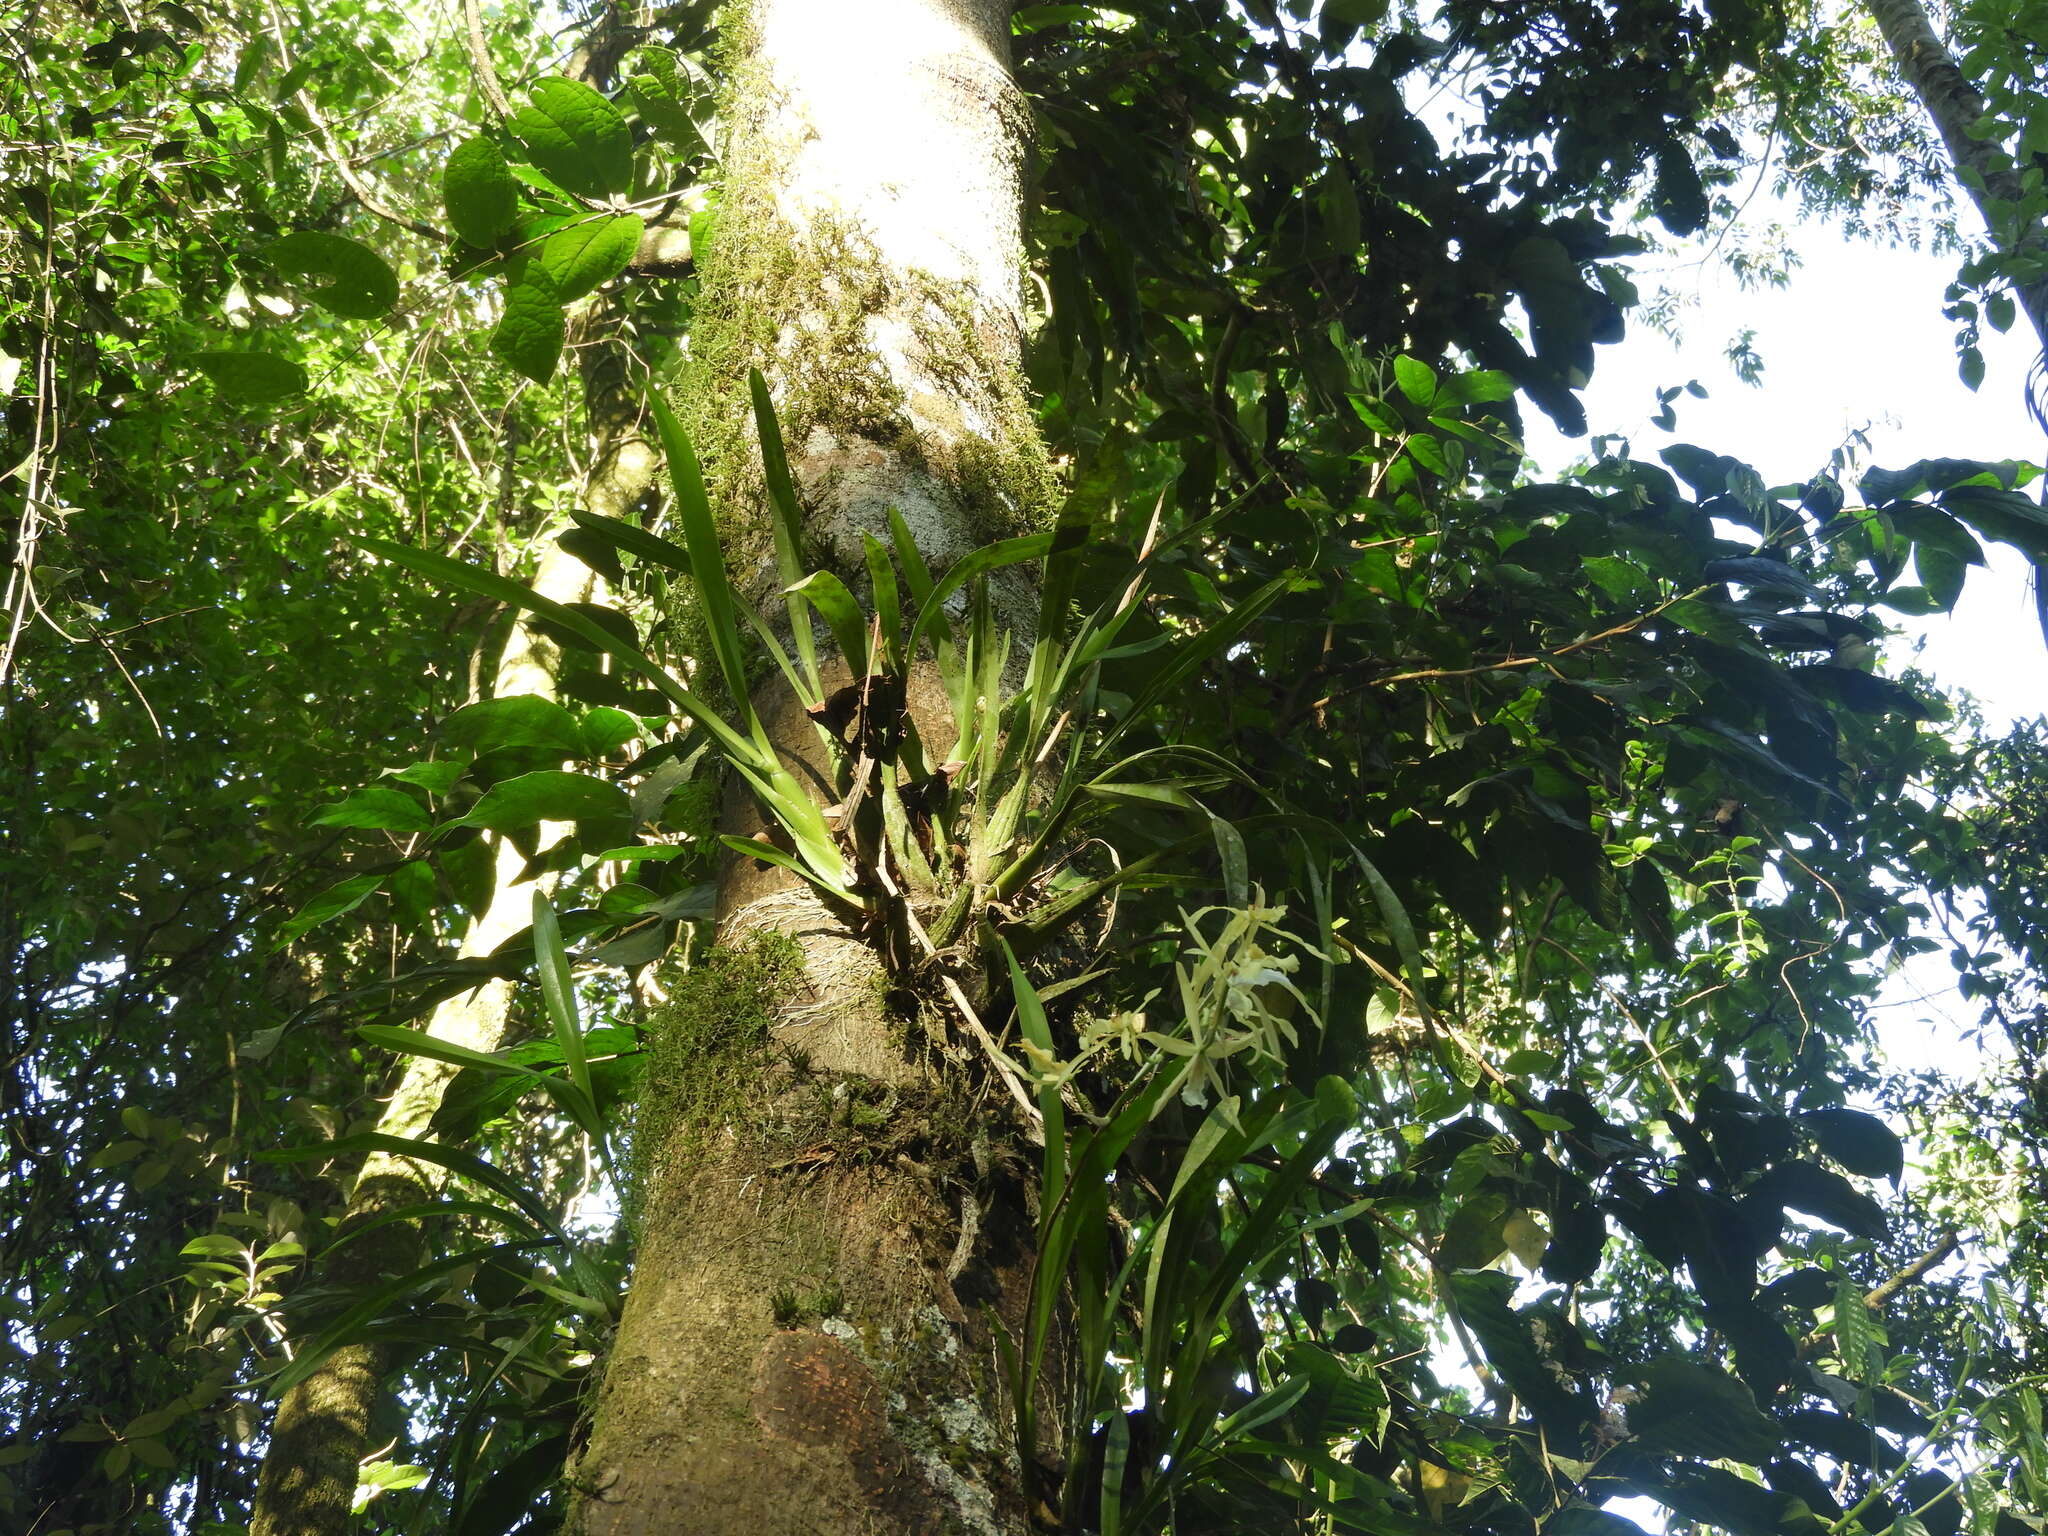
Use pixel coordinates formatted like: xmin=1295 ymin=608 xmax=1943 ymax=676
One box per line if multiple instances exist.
xmin=249 ymin=333 xmax=654 ymax=1536
xmin=570 ymin=3 xmax=1055 ymax=1532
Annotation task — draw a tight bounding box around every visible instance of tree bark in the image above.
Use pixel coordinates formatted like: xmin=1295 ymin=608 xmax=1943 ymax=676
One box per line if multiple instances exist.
xmin=569 ymin=3 xmax=1056 ymax=1532
xmin=1864 ymin=0 xmax=2048 ymax=344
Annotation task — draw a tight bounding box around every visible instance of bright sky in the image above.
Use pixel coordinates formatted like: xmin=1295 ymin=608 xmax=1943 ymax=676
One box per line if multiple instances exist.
xmin=1517 ymin=207 xmax=2047 ymax=1069
xmin=1521 ymin=214 xmax=2046 ymax=731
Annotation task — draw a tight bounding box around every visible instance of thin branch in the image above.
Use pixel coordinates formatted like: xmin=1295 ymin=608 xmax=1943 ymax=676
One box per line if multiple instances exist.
xmin=1313 ymin=586 xmax=1709 ymax=708
xmin=1799 ymin=1228 xmax=1962 ymax=1356
xmin=265 ymin=0 xmax=445 ymax=243
xmin=463 ymin=0 xmax=517 ymax=125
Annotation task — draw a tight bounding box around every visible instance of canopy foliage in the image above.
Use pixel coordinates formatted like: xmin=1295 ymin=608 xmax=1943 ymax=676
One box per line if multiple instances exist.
xmin=5 ymin=0 xmax=2048 ymax=1533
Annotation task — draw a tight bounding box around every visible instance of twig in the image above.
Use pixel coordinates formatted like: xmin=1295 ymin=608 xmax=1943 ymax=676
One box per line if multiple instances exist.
xmin=1799 ymin=1228 xmax=1962 ymax=1356
xmin=462 ymin=0 xmax=518 ymax=125
xmin=940 ymin=973 xmax=1044 ymax=1134
xmin=265 ymin=0 xmax=445 ymax=243
xmin=1312 ymin=586 xmax=1709 ymax=709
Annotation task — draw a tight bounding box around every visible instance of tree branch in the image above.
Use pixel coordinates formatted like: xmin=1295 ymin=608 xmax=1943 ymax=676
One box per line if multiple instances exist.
xmin=1800 ymin=1228 xmax=1962 ymax=1356
xmin=462 ymin=0 xmax=517 ymax=125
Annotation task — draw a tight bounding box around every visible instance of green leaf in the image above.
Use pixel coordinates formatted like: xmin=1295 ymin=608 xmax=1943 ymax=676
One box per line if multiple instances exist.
xmin=538 ymin=213 xmax=643 ymax=302
xmin=626 ymin=47 xmax=703 ymax=152
xmin=1752 ymin=1160 xmax=1889 ymax=1240
xmin=567 ymin=508 xmax=693 ymax=575
xmin=1628 ymin=1357 xmax=1781 ymax=1464
xmin=265 ymin=231 xmax=400 ymax=320
xmin=752 ymin=370 xmax=820 ymax=693
xmin=905 ymin=532 xmax=1056 ymax=660
xmin=491 ymin=271 xmax=565 ymax=383
xmin=353 ymin=537 xmax=766 ymax=772
xmin=192 ymin=352 xmax=308 ymax=400
xmin=1393 ymin=354 xmax=1436 ymax=405
xmin=1798 ymin=1107 xmax=1905 ymax=1183
xmin=649 ymin=391 xmax=754 ymax=730
xmin=309 ymin=786 xmax=430 ymax=832
xmin=1549 ymin=1508 xmax=1652 ymax=1536
xmin=531 ymin=892 xmax=593 ymax=1109
xmin=277 ymin=871 xmax=385 ymax=943
xmin=441 ymin=695 xmax=585 ymax=757
xmin=387 ymin=760 xmax=465 ymax=796
xmin=1004 ymin=938 xmax=1066 ymax=1207
xmin=786 ymin=571 xmax=870 ymax=677
xmin=579 ymin=706 xmax=640 ymax=757
xmin=454 ymin=770 xmax=629 ymax=831
xmin=443 ymin=136 xmax=521 ymax=248
xmin=510 ymin=77 xmax=633 ymax=199
xmin=1436 ymin=368 xmax=1516 ymax=406
xmin=1832 ymin=1269 xmax=1877 ymax=1384
xmin=1404 ymin=432 xmax=1451 ymax=476
xmin=358 ymin=1025 xmax=542 ymax=1081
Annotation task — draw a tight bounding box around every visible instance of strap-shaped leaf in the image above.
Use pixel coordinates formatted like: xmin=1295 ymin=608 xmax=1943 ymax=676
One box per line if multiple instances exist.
xmin=1003 ymin=938 xmax=1065 ymax=1207
xmin=648 ymin=390 xmax=758 ymax=742
xmin=751 ymin=369 xmax=820 ymax=693
xmin=351 ymin=535 xmax=761 ymax=772
xmin=567 ymin=507 xmax=692 ymax=573
xmin=531 ymin=893 xmax=592 ymax=1107
xmin=905 ymin=532 xmax=1056 ymax=660
xmin=786 ymin=571 xmax=870 ymax=678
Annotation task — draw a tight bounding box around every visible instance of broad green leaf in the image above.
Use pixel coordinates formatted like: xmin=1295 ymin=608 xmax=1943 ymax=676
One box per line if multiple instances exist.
xmin=266 ymin=231 xmax=400 ymax=320
xmin=579 ymin=706 xmax=640 ymax=757
xmin=510 ymin=77 xmax=633 ymax=199
xmin=193 ymin=351 xmax=307 ymax=400
xmin=1798 ymin=1107 xmax=1905 ymax=1183
xmin=443 ymin=136 xmax=521 ymax=248
xmin=538 ymin=213 xmax=643 ymax=302
xmin=277 ymin=871 xmax=385 ymax=943
xmin=1628 ymin=1357 xmax=1781 ymax=1464
xmin=1436 ymin=368 xmax=1516 ymax=406
xmin=626 ymin=47 xmax=703 ymax=151
xmin=310 ymin=786 xmax=430 ymax=831
xmin=491 ymin=271 xmax=565 ymax=383
xmin=441 ymin=695 xmax=584 ymax=758
xmin=454 ymin=770 xmax=630 ymax=831
xmin=387 ymin=760 xmax=465 ymax=795
xmin=1393 ymin=354 xmax=1436 ymax=405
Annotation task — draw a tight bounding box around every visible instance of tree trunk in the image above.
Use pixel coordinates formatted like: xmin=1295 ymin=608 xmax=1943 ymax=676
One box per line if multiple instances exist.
xmin=569 ymin=3 xmax=1056 ymax=1532
xmin=250 ymin=337 xmax=654 ymax=1536
xmin=1864 ymin=0 xmax=2048 ymax=344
